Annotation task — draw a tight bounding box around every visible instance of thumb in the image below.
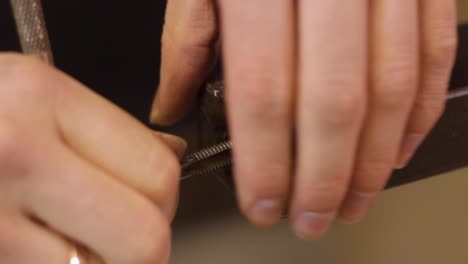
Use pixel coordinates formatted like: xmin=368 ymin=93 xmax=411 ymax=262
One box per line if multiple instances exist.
xmin=150 ymin=0 xmax=219 ymax=126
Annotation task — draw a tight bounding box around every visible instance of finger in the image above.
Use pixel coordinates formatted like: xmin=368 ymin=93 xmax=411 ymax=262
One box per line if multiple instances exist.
xmin=396 ymin=0 xmax=458 ymax=167
xmin=0 ymin=112 xmax=170 ymax=263
xmin=40 ymin=61 xmax=181 ymax=218
xmin=0 ymin=211 xmax=70 ymax=263
xmin=19 ymin=137 xmax=171 ymax=264
xmin=0 ymin=210 xmax=104 ymax=264
xmin=151 ymin=131 xmax=186 ymax=220
xmin=0 ymin=54 xmax=182 ymax=219
xmin=339 ymin=0 xmax=420 ymax=223
xmin=152 ymin=131 xmax=188 ymax=159
xmin=219 ymin=0 xmax=295 ymax=226
xmin=292 ymin=0 xmax=368 ymax=239
xmin=150 ymin=0 xmax=219 ymax=125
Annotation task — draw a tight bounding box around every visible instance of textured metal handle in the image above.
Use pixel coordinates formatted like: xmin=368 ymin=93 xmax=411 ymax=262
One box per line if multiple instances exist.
xmin=10 ymin=0 xmax=54 ymax=65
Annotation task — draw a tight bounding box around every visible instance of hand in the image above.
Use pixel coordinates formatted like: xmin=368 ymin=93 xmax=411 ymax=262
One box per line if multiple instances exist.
xmin=0 ymin=53 xmax=186 ymax=263
xmin=151 ymin=0 xmax=457 ymax=239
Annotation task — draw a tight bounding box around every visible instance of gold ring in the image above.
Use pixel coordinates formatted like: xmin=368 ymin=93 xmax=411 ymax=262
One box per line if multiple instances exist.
xmin=69 ymin=245 xmax=82 ymax=264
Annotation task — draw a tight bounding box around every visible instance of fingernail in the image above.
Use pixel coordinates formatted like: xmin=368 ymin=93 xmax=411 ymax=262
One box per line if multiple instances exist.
xmin=395 ymin=134 xmax=424 ymax=169
xmin=338 ymin=191 xmax=375 ymax=224
xmin=149 ymin=102 xmax=162 ymax=124
xmin=149 ymin=95 xmax=169 ymax=125
xmin=293 ymin=212 xmax=334 ymax=239
xmin=150 ymin=102 xmax=178 ymax=126
xmin=250 ymin=199 xmax=283 ymax=226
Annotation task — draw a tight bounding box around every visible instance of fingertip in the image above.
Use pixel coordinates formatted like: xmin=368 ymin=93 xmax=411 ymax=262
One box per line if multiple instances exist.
xmin=394 ymin=162 xmax=408 ymax=170
xmin=149 ymin=98 xmax=179 ymax=126
xmin=149 ymin=107 xmax=169 ymax=126
xmin=244 ymin=198 xmax=285 ymax=228
xmin=338 ymin=191 xmax=375 ymax=224
xmin=292 ymin=212 xmax=334 ymax=240
xmin=234 ymin=164 xmax=292 ymax=228
xmin=154 ymin=0 xmax=219 ymax=127
xmin=394 ymin=134 xmax=424 ymax=170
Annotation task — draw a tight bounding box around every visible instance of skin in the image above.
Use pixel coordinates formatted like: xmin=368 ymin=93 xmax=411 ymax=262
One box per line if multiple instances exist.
xmin=151 ymin=0 xmax=458 ymax=239
xmin=0 ymin=54 xmax=186 ymax=263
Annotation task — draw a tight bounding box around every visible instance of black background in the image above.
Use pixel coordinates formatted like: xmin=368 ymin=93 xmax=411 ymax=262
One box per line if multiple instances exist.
xmin=1 ymin=0 xmax=167 ymax=123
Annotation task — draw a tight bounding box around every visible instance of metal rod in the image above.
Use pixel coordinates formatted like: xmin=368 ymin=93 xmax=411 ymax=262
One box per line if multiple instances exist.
xmin=10 ymin=0 xmax=54 ymax=65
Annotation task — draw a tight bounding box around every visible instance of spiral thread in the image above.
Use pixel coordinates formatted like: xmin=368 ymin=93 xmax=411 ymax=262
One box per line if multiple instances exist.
xmin=182 ymin=140 xmax=231 ymax=168
xmin=181 ymin=158 xmax=232 ymax=180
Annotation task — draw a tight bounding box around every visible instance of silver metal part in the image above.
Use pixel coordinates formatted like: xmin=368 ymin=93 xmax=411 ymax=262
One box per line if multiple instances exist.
xmin=182 ymin=158 xmax=231 ymax=180
xmin=181 ymin=140 xmax=232 ymax=179
xmin=10 ymin=0 xmax=54 ymax=64
xmin=447 ymin=86 xmax=468 ymax=100
xmin=206 ymin=81 xmax=224 ymax=99
xmin=182 ymin=140 xmax=231 ymax=168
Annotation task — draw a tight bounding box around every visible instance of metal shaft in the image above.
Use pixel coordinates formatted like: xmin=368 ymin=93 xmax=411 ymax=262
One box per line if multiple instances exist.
xmin=10 ymin=0 xmax=54 ymax=65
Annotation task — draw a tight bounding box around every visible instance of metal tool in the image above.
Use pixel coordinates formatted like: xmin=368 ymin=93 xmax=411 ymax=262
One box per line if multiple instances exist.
xmin=10 ymin=0 xmax=54 ymax=65
xmin=181 ymin=140 xmax=232 ymax=180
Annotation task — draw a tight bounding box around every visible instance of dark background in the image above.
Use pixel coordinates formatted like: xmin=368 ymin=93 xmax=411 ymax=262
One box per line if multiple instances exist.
xmin=1 ymin=0 xmax=167 ymax=123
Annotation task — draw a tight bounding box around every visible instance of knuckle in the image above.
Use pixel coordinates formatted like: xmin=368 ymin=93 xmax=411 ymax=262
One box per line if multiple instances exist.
xmin=0 ymin=122 xmax=19 ymax=159
xmin=0 ymin=121 xmax=27 ymax=172
xmin=425 ymin=34 xmax=458 ymax=68
xmin=128 ymin=211 xmax=171 ymax=264
xmin=145 ymin=146 xmax=180 ymax=202
xmin=314 ymin=89 xmax=366 ymax=127
xmin=239 ymin=76 xmax=291 ymax=122
xmin=0 ymin=52 xmax=28 ymax=70
xmin=374 ymin=63 xmax=417 ymax=108
xmin=0 ymin=53 xmax=54 ymax=100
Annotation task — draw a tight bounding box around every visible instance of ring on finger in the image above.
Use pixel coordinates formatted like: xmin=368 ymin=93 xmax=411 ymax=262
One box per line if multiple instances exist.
xmin=69 ymin=244 xmax=83 ymax=264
